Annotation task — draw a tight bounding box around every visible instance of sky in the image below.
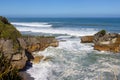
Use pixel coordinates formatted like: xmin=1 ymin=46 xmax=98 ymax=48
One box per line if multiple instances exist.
xmin=0 ymin=0 xmax=120 ymax=17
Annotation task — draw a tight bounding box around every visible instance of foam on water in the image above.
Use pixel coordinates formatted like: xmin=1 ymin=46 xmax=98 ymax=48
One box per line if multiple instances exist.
xmin=12 ymin=22 xmax=52 ymax=28
xmin=26 ymin=37 xmax=120 ymax=80
xmin=12 ymin=22 xmax=99 ymax=36
xmin=10 ymin=18 xmax=120 ymax=80
xmin=16 ymin=27 xmax=98 ymax=36
xmin=27 ymin=62 xmax=53 ymax=80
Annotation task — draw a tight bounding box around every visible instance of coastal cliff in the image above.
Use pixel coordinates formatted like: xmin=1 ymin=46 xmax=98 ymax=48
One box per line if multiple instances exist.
xmin=81 ymin=30 xmax=120 ymax=53
xmin=0 ymin=16 xmax=59 ymax=80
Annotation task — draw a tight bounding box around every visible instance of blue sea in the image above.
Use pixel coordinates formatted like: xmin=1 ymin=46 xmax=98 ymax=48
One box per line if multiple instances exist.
xmin=9 ymin=18 xmax=120 ymax=80
xmin=9 ymin=18 xmax=120 ymax=36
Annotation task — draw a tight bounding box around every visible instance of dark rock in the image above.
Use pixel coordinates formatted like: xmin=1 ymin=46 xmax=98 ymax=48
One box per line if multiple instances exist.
xmin=19 ymin=71 xmax=34 ymax=80
xmin=0 ymin=16 xmax=10 ymax=24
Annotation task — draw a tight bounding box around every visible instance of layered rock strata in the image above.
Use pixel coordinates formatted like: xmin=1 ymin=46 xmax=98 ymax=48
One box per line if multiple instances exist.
xmin=81 ymin=30 xmax=120 ymax=53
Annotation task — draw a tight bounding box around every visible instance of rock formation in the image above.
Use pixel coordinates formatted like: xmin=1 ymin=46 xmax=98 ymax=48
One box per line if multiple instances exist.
xmin=81 ymin=30 xmax=120 ymax=53
xmin=0 ymin=16 xmax=59 ymax=70
xmin=81 ymin=36 xmax=93 ymax=43
xmin=93 ymin=30 xmax=120 ymax=53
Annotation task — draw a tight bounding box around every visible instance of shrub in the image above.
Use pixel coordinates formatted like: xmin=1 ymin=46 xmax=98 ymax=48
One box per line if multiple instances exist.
xmin=100 ymin=30 xmax=106 ymax=35
xmin=0 ymin=16 xmax=22 ymax=40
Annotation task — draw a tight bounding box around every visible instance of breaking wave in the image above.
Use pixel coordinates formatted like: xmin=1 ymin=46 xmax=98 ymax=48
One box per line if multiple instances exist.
xmin=11 ymin=22 xmax=52 ymax=28
xmin=15 ymin=27 xmax=98 ymax=37
xmin=26 ymin=37 xmax=120 ymax=80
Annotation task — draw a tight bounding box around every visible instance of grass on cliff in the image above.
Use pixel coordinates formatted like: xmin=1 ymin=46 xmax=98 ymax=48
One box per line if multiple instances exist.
xmin=0 ymin=21 xmax=22 ymax=40
xmin=0 ymin=53 xmax=22 ymax=80
xmin=0 ymin=16 xmax=22 ymax=51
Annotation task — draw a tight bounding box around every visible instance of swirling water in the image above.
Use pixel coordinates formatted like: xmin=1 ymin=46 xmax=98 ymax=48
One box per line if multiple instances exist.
xmin=26 ymin=37 xmax=120 ymax=80
xmin=9 ymin=18 xmax=120 ymax=80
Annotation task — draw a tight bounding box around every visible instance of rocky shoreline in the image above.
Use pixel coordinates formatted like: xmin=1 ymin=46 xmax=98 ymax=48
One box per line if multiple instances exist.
xmin=81 ymin=30 xmax=120 ymax=53
xmin=0 ymin=16 xmax=120 ymax=80
xmin=0 ymin=16 xmax=59 ymax=80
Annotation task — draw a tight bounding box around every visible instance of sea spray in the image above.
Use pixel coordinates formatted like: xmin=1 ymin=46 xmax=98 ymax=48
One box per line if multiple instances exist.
xmin=26 ymin=37 xmax=120 ymax=80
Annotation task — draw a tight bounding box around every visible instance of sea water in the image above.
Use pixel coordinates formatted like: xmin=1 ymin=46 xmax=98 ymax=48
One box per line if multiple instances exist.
xmin=9 ymin=18 xmax=120 ymax=80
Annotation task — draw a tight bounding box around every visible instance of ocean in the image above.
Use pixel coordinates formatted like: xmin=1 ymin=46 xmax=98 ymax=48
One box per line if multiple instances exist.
xmin=9 ymin=18 xmax=120 ymax=80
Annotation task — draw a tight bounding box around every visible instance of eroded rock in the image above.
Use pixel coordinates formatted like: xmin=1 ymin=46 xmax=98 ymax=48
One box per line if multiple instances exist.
xmin=31 ymin=55 xmax=44 ymax=64
xmin=81 ymin=36 xmax=93 ymax=43
xmin=0 ymin=16 xmax=59 ymax=70
xmin=81 ymin=30 xmax=120 ymax=53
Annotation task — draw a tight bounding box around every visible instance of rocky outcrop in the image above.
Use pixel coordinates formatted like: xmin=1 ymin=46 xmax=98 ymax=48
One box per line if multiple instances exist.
xmin=93 ymin=30 xmax=118 ymax=45
xmin=81 ymin=36 xmax=93 ymax=43
xmin=31 ymin=55 xmax=53 ymax=64
xmin=93 ymin=30 xmax=120 ymax=53
xmin=81 ymin=30 xmax=120 ymax=53
xmin=94 ymin=44 xmax=120 ymax=53
xmin=0 ymin=16 xmax=59 ymax=70
xmin=22 ymin=37 xmax=59 ymax=52
xmin=0 ymin=37 xmax=58 ymax=69
xmin=31 ymin=55 xmax=44 ymax=64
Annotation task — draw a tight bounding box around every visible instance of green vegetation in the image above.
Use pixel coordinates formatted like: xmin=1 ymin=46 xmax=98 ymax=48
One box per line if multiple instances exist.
xmin=0 ymin=53 xmax=22 ymax=80
xmin=99 ymin=30 xmax=106 ymax=35
xmin=0 ymin=16 xmax=22 ymax=51
xmin=0 ymin=18 xmax=22 ymax=40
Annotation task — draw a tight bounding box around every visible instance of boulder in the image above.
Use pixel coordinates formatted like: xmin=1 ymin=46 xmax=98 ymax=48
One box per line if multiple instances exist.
xmin=94 ymin=44 xmax=120 ymax=53
xmin=94 ymin=45 xmax=110 ymax=51
xmin=93 ymin=30 xmax=120 ymax=53
xmin=27 ymin=43 xmax=40 ymax=52
xmin=25 ymin=37 xmax=59 ymax=52
xmin=11 ymin=50 xmax=28 ymax=70
xmin=81 ymin=30 xmax=120 ymax=53
xmin=81 ymin=36 xmax=93 ymax=43
xmin=93 ymin=30 xmax=118 ymax=45
xmin=31 ymin=55 xmax=44 ymax=64
xmin=12 ymin=53 xmax=22 ymax=61
xmin=49 ymin=39 xmax=59 ymax=47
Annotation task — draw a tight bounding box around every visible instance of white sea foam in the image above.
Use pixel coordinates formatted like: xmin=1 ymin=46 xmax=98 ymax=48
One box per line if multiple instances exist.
xmin=27 ymin=62 xmax=53 ymax=80
xmin=26 ymin=37 xmax=120 ymax=80
xmin=16 ymin=27 xmax=98 ymax=37
xmin=12 ymin=22 xmax=99 ymax=36
xmin=16 ymin=21 xmax=120 ymax=80
xmin=12 ymin=22 xmax=52 ymax=28
xmin=26 ymin=38 xmax=95 ymax=80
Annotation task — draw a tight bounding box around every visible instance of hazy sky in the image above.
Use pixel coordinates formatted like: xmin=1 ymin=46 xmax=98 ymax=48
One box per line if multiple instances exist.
xmin=0 ymin=0 xmax=120 ymax=17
